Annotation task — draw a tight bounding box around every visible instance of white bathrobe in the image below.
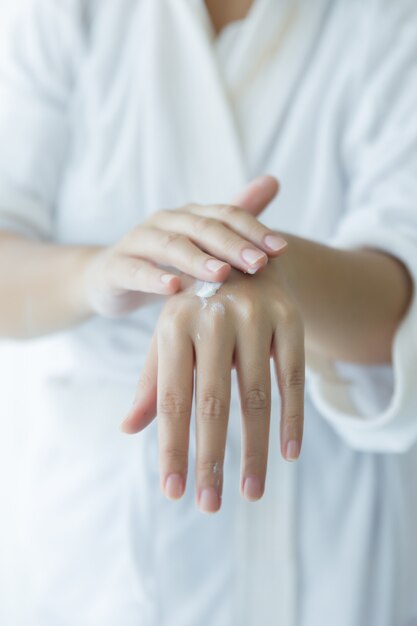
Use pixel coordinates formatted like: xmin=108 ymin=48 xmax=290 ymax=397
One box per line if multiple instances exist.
xmin=1 ymin=1 xmax=417 ymax=625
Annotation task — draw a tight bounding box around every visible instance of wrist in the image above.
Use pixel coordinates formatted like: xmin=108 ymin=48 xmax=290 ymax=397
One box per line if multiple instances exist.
xmin=69 ymin=245 xmax=104 ymax=321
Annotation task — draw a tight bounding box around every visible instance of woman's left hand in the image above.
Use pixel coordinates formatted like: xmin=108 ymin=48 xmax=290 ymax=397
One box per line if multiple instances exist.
xmin=121 ymin=258 xmax=305 ymax=513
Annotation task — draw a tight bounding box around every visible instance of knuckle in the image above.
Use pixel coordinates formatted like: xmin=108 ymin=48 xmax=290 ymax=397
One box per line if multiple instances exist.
xmin=254 ymin=223 xmax=269 ymax=239
xmin=158 ymin=306 xmax=188 ymax=335
xmin=243 ymin=387 xmax=269 ymax=416
xmin=198 ymin=393 xmax=228 ymax=423
xmin=163 ymin=231 xmax=185 ymax=247
xmin=283 ymin=413 xmax=303 ymax=431
xmin=158 ymin=389 xmax=190 ymax=420
xmin=285 ymin=413 xmax=302 ymax=424
xmin=197 ymin=458 xmax=224 ymax=479
xmin=193 ymin=216 xmax=214 ymax=235
xmin=229 ymin=235 xmax=248 ymax=256
xmin=219 ymin=204 xmax=237 ymax=215
xmin=281 ymin=366 xmax=305 ymax=390
xmin=238 ymin=298 xmax=259 ymax=322
xmin=244 ymin=450 xmax=267 ymax=471
xmin=276 ymin=300 xmax=302 ymax=328
xmin=161 ymin=445 xmax=188 ymax=464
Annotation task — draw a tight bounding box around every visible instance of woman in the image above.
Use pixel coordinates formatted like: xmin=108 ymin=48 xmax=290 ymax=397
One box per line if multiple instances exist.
xmin=1 ymin=0 xmax=417 ymax=624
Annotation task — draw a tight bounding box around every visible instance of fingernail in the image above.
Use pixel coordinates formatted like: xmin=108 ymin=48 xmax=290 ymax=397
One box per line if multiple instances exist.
xmin=199 ymin=487 xmax=221 ymax=513
xmin=243 ymin=476 xmax=263 ymax=501
xmin=256 ymin=175 xmax=275 ymax=188
xmin=161 ymin=274 xmax=177 ymax=285
xmin=286 ymin=440 xmax=300 ymax=462
xmin=264 ymin=234 xmax=287 ymax=252
xmin=206 ymin=259 xmax=228 ymax=273
xmin=120 ymin=416 xmax=132 ymax=433
xmin=165 ymin=474 xmax=185 ymax=500
xmin=242 ymin=249 xmax=267 ymax=266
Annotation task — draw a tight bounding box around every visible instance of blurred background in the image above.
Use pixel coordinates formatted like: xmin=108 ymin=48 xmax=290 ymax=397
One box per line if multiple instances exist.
xmin=0 ymin=3 xmax=26 ymax=619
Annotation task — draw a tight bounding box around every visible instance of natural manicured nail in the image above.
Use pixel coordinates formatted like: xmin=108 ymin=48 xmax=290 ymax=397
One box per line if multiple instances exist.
xmin=165 ymin=474 xmax=185 ymax=500
xmin=256 ymin=175 xmax=276 ymax=188
xmin=120 ymin=412 xmax=138 ymax=433
xmin=242 ymin=249 xmax=267 ymax=266
xmin=286 ymin=440 xmax=300 ymax=462
xmin=199 ymin=487 xmax=221 ymax=513
xmin=264 ymin=234 xmax=287 ymax=252
xmin=120 ymin=416 xmax=131 ymax=432
xmin=206 ymin=259 xmax=229 ymax=273
xmin=160 ymin=274 xmax=178 ymax=285
xmin=243 ymin=476 xmax=263 ymax=501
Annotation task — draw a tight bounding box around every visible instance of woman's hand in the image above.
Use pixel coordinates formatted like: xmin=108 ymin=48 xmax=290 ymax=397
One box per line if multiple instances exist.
xmin=82 ymin=176 xmax=287 ymax=317
xmin=121 ymin=260 xmax=305 ymax=514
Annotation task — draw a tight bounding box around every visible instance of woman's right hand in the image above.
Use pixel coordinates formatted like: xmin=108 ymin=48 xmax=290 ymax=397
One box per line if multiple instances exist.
xmin=82 ymin=176 xmax=287 ymax=318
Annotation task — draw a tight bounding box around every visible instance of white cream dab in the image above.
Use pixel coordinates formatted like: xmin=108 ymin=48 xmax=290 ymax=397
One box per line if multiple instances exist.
xmin=195 ymin=281 xmax=224 ymax=309
xmin=210 ymin=302 xmax=225 ymax=315
xmin=212 ymin=462 xmax=221 ymax=475
xmin=212 ymin=462 xmax=222 ymax=490
xmin=195 ymin=281 xmax=224 ymax=298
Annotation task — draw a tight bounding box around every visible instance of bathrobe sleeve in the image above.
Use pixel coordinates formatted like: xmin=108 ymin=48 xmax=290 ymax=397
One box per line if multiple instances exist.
xmin=307 ymin=0 xmax=417 ymax=453
xmin=0 ymin=0 xmax=86 ymax=240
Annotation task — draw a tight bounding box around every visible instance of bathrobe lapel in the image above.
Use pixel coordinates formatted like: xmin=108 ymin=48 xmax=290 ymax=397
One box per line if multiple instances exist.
xmin=142 ymin=0 xmax=247 ymax=206
xmin=203 ymin=0 xmax=333 ymax=177
xmin=141 ymin=0 xmax=331 ymax=206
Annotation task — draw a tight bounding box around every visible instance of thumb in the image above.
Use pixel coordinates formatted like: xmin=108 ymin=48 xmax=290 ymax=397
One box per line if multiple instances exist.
xmin=232 ymin=175 xmax=280 ymax=217
xmin=120 ymin=333 xmax=158 ymax=434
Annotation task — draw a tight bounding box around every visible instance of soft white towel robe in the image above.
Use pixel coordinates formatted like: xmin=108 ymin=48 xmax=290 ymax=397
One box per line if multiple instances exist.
xmin=1 ymin=1 xmax=417 ymax=625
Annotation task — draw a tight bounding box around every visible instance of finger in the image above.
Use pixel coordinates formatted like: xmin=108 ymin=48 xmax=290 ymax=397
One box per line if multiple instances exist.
xmin=195 ymin=307 xmax=234 ymax=514
xmin=108 ymin=254 xmax=181 ymax=295
xmin=151 ymin=209 xmax=271 ymax=274
xmin=272 ymin=311 xmax=305 ymax=462
xmin=235 ymin=321 xmax=272 ymax=501
xmin=232 ymin=175 xmax=280 ymax=217
xmin=120 ymin=332 xmax=158 ymax=433
xmin=123 ymin=227 xmax=232 ymax=282
xmin=184 ymin=204 xmax=287 ymax=259
xmin=157 ymin=315 xmax=194 ymax=501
